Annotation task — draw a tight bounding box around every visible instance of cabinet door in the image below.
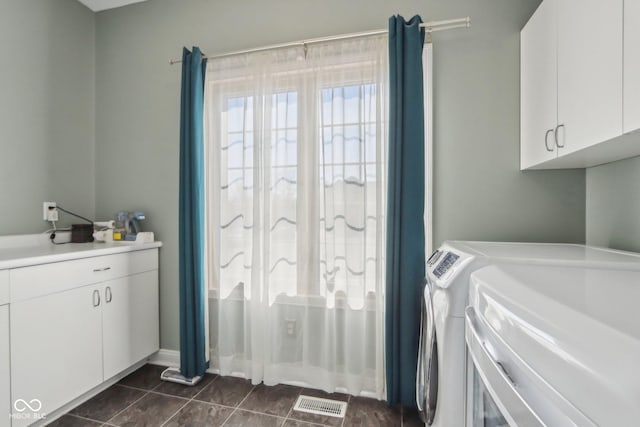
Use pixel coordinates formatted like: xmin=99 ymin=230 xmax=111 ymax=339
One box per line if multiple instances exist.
xmin=10 ymin=286 xmax=103 ymax=426
xmin=520 ymin=0 xmax=558 ymax=169
xmin=557 ymin=0 xmax=623 ymax=154
xmin=0 ymin=306 xmax=10 ymax=427
xmin=102 ymin=270 xmax=159 ymax=380
xmin=624 ymin=0 xmax=640 ymax=133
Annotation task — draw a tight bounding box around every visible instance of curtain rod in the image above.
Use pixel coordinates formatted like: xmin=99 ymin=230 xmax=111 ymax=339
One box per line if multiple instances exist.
xmin=169 ymin=16 xmax=470 ymax=65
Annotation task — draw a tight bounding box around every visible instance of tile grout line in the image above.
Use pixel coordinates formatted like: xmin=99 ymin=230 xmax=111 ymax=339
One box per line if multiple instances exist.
xmin=189 ymin=399 xmax=238 ymax=412
xmin=146 ymin=389 xmax=195 ymax=401
xmin=221 ymin=383 xmax=258 ymax=426
xmin=189 ymin=375 xmax=252 ymax=424
xmin=151 ymin=380 xmax=165 ymax=391
xmin=117 ymin=383 xmax=156 ymax=393
xmin=65 ymin=380 xmax=160 ymax=426
xmin=223 ymin=406 xmax=300 ymax=419
xmin=190 ymin=374 xmax=219 ymax=401
xmin=158 ymin=374 xmax=218 ymax=426
xmin=103 ymin=370 xmax=179 ymax=426
xmin=280 ymin=386 xmax=303 ymax=426
xmin=340 ymin=395 xmax=352 ymax=427
xmin=158 ymin=398 xmax=191 ymax=427
xmin=104 ymin=389 xmax=150 ymax=425
xmin=64 ymin=412 xmax=105 ymax=424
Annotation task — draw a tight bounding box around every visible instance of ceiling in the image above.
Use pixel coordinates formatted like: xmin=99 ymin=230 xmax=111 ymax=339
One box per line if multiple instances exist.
xmin=76 ymin=0 xmax=148 ymax=12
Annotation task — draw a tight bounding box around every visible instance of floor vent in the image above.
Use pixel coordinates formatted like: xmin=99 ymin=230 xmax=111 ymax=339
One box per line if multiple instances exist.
xmin=293 ymin=395 xmax=348 ymax=418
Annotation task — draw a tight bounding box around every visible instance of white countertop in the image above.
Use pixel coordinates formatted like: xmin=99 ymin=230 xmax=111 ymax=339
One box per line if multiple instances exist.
xmin=0 ymin=234 xmax=162 ymax=269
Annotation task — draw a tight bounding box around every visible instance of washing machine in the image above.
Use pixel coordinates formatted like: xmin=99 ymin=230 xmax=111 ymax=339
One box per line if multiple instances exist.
xmin=465 ymin=263 xmax=640 ymax=426
xmin=416 ymin=241 xmax=640 ymax=426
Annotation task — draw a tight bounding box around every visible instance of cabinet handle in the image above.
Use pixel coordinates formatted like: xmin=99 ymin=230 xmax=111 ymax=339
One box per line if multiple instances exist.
xmin=105 ymin=286 xmax=112 ymax=304
xmin=93 ymin=267 xmax=111 ymax=272
xmin=93 ymin=289 xmax=101 ymax=307
xmin=554 ymin=124 xmax=565 ymax=148
xmin=544 ymin=129 xmax=555 ymax=152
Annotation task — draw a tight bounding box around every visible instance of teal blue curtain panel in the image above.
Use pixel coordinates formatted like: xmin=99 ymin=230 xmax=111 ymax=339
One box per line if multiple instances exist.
xmin=179 ymin=46 xmax=208 ymax=380
xmin=385 ymin=15 xmax=426 ymax=407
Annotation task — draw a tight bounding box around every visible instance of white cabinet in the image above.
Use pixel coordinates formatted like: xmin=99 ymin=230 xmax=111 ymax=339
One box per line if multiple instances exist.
xmin=103 ymin=270 xmax=159 ymax=380
xmin=624 ymin=0 xmax=640 ymax=133
xmin=520 ymin=0 xmax=557 ymax=169
xmin=0 ymin=305 xmax=10 ymax=427
xmin=10 ymin=286 xmax=104 ymax=425
xmin=8 ymin=248 xmax=159 ymax=426
xmin=521 ymin=0 xmax=625 ymax=169
xmin=556 ymin=0 xmax=622 ymax=155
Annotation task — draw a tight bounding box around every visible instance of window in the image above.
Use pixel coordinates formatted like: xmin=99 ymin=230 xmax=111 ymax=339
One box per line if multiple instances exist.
xmin=205 ymin=37 xmax=388 ymax=308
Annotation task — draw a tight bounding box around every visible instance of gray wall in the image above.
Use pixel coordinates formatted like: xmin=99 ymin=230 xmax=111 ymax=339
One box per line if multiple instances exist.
xmin=93 ymin=0 xmax=585 ymax=351
xmin=431 ymin=1 xmax=585 ymax=245
xmin=0 ymin=0 xmax=95 ymax=233
xmin=586 ymin=156 xmax=640 ymax=252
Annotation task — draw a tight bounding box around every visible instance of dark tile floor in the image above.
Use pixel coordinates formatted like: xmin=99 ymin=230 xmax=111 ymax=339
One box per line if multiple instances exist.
xmin=47 ymin=364 xmax=423 ymax=427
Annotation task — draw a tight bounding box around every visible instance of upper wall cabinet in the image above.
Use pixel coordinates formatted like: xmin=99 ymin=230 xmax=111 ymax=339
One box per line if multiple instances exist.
xmin=521 ymin=0 xmax=558 ymax=169
xmin=520 ymin=0 xmax=640 ymax=170
xmin=556 ymin=0 xmax=622 ymax=155
xmin=625 ymin=0 xmax=640 ymax=132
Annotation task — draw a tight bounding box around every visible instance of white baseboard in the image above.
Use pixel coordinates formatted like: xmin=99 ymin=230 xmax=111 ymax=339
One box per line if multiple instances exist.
xmin=148 ymin=349 xmax=220 ymax=375
xmin=148 ymin=349 xmax=180 ymax=368
xmin=146 ymin=349 xmax=379 ymax=399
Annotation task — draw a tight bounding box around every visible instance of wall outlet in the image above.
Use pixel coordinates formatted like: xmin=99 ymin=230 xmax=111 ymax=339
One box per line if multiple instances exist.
xmin=43 ymin=202 xmax=58 ymax=221
xmin=285 ymin=319 xmax=296 ymax=336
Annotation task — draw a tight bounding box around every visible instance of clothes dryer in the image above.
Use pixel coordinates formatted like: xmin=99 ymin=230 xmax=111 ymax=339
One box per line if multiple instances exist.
xmin=416 ymin=241 xmax=640 ymax=426
xmin=465 ymin=263 xmax=640 ymax=426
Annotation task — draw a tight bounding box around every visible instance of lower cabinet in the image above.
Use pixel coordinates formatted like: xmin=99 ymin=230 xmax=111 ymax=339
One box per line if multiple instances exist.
xmin=8 ymin=248 xmax=159 ymax=426
xmin=10 ymin=286 xmax=104 ymax=426
xmin=1 ymin=305 xmax=10 ymax=427
xmin=102 ymin=270 xmax=159 ymax=380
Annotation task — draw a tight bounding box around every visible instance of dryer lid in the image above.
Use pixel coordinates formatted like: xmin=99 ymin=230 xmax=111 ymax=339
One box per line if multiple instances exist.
xmin=449 ymin=240 xmax=640 ymax=269
xmin=469 ymin=264 xmax=640 ymax=427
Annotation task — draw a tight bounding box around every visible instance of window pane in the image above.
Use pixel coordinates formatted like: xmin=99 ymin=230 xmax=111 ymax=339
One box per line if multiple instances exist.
xmin=364 ymin=123 xmax=376 ymax=163
xmin=344 ymin=124 xmax=361 ymax=164
xmin=227 ymin=97 xmax=246 ymax=132
xmin=224 ymin=96 xmax=254 ymax=171
xmin=319 ymin=83 xmax=379 ymax=300
xmin=343 ymin=85 xmax=360 ymax=124
xmin=321 ymin=127 xmax=333 ymax=164
xmin=271 ymin=91 xmax=298 ymax=168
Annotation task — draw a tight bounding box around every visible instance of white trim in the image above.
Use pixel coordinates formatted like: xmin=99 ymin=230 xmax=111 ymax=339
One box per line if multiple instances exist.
xmin=423 ymin=43 xmax=434 ymax=256
xmin=148 ymin=349 xmax=180 ymax=368
xmin=148 ymin=349 xmax=220 ymax=375
xmin=149 ymin=349 xmax=381 ymax=399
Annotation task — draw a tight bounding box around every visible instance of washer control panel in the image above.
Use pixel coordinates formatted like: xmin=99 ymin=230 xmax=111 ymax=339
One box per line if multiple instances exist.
xmin=433 ymin=252 xmax=460 ymax=278
xmin=427 ymin=250 xmax=443 ymax=267
xmin=426 ymin=244 xmax=476 ymax=289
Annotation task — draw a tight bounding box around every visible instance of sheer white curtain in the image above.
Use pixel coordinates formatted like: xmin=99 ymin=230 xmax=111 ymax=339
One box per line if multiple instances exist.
xmin=204 ymin=35 xmax=388 ymax=398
